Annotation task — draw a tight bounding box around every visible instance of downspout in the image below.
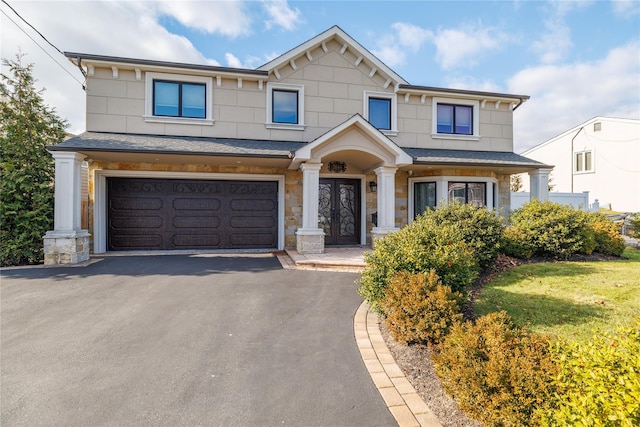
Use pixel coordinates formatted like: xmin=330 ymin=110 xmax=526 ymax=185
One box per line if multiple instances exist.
xmin=512 ymin=97 xmax=525 ymax=111
xmin=570 ymin=126 xmax=585 ymax=193
xmin=75 ymin=56 xmax=87 ymax=91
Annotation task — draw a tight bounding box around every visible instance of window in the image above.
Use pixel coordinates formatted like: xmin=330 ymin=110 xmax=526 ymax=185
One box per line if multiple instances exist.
xmin=414 ymin=182 xmax=436 ymax=218
xmin=144 ymin=72 xmax=213 ymax=125
xmin=437 ymin=104 xmax=472 ymax=135
xmin=272 ymin=89 xmax=298 ymax=124
xmin=364 ymin=92 xmax=397 ymax=135
xmin=266 ymin=83 xmax=304 ymax=130
xmin=153 ymin=80 xmax=205 ymax=118
xmin=432 ymin=97 xmax=479 ymax=140
xmin=448 ymin=182 xmax=486 ymax=207
xmin=575 ymin=150 xmax=594 ymax=173
xmin=368 ymin=98 xmax=391 ymax=130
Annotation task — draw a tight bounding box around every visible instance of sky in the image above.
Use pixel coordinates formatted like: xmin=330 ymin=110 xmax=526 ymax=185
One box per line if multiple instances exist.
xmin=1 ymin=0 xmax=639 ymax=153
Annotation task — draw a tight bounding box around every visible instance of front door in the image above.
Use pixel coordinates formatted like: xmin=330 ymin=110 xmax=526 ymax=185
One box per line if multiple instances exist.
xmin=318 ymin=178 xmax=361 ymax=245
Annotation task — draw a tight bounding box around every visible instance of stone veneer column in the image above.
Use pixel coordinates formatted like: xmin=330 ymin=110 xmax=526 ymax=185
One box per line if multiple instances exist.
xmin=295 ymin=163 xmax=324 ymax=254
xmin=528 ymin=168 xmax=553 ymax=203
xmin=43 ymin=151 xmax=90 ymax=265
xmin=371 ymin=166 xmax=399 ymax=244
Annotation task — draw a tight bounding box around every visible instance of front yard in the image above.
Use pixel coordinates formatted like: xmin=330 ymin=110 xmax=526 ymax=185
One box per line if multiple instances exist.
xmin=474 ymin=248 xmax=640 ymax=343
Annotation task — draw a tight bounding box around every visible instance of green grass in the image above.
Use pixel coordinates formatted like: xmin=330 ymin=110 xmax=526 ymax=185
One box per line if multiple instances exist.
xmin=474 ymin=248 xmax=640 ymax=343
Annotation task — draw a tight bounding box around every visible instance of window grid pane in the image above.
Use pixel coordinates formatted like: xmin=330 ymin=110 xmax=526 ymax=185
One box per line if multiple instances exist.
xmin=181 ymin=83 xmax=206 ymax=118
xmin=273 ymin=90 xmax=298 ymax=124
xmin=437 ymin=104 xmax=453 ymax=133
xmin=585 ymin=151 xmax=592 ymax=171
xmin=576 ymin=152 xmax=584 ymax=172
xmin=369 ymin=98 xmax=391 ymax=130
xmin=454 ymin=105 xmax=472 ymax=135
xmin=154 ymin=81 xmax=179 ymax=117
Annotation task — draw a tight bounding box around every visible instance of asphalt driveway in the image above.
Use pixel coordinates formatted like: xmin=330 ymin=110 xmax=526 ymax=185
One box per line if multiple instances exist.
xmin=1 ymin=254 xmax=394 ymax=426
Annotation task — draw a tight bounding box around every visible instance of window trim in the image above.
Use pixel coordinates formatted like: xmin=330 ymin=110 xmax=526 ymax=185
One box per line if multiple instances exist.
xmin=408 ymin=176 xmax=497 ymax=223
xmin=431 ymin=97 xmax=480 ymax=141
xmin=574 ymin=149 xmax=594 ymax=174
xmin=363 ymin=91 xmax=397 ymax=136
xmin=266 ymin=82 xmax=305 ymax=130
xmin=144 ymin=72 xmax=213 ymax=125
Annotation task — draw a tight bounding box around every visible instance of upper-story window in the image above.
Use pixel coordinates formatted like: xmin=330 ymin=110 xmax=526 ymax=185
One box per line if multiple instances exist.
xmin=437 ymin=104 xmax=472 ymax=135
xmin=432 ymin=97 xmax=480 ymax=140
xmin=266 ymin=83 xmax=304 ymax=130
xmin=145 ymin=72 xmax=213 ymax=125
xmin=364 ymin=92 xmax=397 ymax=136
xmin=574 ymin=150 xmax=594 ymax=173
xmin=153 ymin=80 xmax=205 ymax=118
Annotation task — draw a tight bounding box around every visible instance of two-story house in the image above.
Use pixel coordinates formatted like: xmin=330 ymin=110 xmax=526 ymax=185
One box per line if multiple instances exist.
xmin=44 ymin=26 xmax=551 ymax=265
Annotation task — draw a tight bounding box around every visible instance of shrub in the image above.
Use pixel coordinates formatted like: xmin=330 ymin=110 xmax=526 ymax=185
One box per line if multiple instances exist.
xmin=501 ymin=225 xmax=534 ymax=259
xmin=541 ymin=319 xmax=640 ymax=426
xmin=509 ymin=200 xmax=592 ymax=259
xmin=380 ymin=270 xmax=463 ymax=345
xmin=433 ymin=311 xmax=557 ymax=426
xmin=358 ymin=215 xmax=478 ymax=313
xmin=588 ymin=213 xmax=626 ymax=256
xmin=627 ymin=212 xmax=640 ymax=237
xmin=423 ymin=202 xmax=504 ymax=268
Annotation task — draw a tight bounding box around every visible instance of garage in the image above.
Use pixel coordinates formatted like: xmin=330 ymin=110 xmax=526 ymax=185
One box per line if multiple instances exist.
xmin=107 ymin=177 xmax=278 ymax=251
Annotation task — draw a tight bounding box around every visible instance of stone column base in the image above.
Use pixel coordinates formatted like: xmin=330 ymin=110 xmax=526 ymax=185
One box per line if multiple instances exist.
xmin=371 ymin=227 xmax=399 ymax=247
xmin=295 ymin=229 xmax=325 ymax=254
xmin=43 ymin=230 xmax=91 ymax=265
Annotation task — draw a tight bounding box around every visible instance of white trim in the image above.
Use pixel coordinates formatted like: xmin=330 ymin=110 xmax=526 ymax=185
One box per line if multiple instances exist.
xmin=408 ymin=175 xmax=498 ymax=223
xmin=363 ymin=91 xmax=398 ymax=136
xmin=573 ymin=149 xmax=595 ymax=174
xmin=319 ymin=173 xmax=367 ymax=245
xmin=431 ymin=97 xmax=480 ymax=141
xmin=93 ymin=170 xmax=285 ymax=254
xmin=144 ymin=71 xmax=214 ymax=124
xmin=266 ymin=82 xmax=305 ymax=130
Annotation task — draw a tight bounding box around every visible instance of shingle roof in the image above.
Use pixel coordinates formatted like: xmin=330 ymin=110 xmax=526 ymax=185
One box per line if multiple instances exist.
xmin=405 ymin=148 xmax=551 ymax=168
xmin=50 ymin=132 xmax=306 ymax=158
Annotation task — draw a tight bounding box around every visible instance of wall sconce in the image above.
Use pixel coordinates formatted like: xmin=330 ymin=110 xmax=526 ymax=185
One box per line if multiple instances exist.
xmin=369 ymin=180 xmax=377 ymax=192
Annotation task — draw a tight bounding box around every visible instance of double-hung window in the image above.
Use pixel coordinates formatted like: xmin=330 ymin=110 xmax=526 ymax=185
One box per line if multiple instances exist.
xmin=574 ymin=150 xmax=594 ymax=173
xmin=144 ymin=72 xmax=213 ymax=125
xmin=266 ymin=83 xmax=304 ymax=130
xmin=364 ymin=92 xmax=397 ymax=135
xmin=153 ymin=80 xmax=206 ymax=118
xmin=448 ymin=182 xmax=486 ymax=207
xmin=432 ymin=97 xmax=479 ymax=140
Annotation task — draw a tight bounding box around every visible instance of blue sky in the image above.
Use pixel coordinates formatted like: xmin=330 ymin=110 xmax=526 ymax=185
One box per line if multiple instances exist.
xmin=2 ymin=0 xmax=639 ymax=152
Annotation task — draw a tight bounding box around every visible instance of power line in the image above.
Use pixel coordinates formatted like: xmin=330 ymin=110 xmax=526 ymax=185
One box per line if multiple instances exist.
xmin=1 ymin=1 xmax=85 ymax=88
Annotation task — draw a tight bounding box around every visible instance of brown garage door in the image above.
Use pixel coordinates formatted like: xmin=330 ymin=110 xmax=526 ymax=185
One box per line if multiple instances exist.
xmin=107 ymin=177 xmax=278 ymax=251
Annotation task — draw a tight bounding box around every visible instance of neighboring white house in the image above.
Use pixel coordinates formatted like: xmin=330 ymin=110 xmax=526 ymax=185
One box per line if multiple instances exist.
xmin=516 ymin=117 xmax=640 ymax=213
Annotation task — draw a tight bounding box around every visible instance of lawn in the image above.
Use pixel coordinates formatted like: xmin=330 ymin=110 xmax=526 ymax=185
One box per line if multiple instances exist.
xmin=474 ymin=248 xmax=640 ymax=343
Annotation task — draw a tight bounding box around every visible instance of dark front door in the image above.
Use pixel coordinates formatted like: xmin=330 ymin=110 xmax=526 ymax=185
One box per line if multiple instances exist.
xmin=318 ymin=178 xmax=361 ymax=246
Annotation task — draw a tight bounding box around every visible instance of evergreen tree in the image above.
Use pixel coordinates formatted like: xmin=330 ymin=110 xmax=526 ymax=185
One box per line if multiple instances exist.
xmin=1 ymin=53 xmax=68 ymax=266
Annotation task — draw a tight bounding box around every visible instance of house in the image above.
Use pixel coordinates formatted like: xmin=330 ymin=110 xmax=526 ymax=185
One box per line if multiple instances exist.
xmin=516 ymin=117 xmax=640 ymax=213
xmin=43 ymin=26 xmax=551 ymax=265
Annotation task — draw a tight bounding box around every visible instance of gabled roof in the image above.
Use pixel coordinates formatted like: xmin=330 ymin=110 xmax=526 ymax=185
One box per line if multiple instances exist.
xmin=258 ymin=25 xmax=408 ymax=86
xmin=292 ymin=114 xmax=413 ymax=168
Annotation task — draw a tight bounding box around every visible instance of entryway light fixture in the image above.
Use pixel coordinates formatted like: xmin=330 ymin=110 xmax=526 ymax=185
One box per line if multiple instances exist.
xmin=369 ymin=180 xmax=377 ymax=192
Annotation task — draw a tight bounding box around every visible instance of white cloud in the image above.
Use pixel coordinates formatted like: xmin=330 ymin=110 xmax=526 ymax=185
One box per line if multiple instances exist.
xmin=263 ymin=0 xmax=303 ymax=31
xmin=611 ymin=0 xmax=640 ymax=17
xmin=431 ymin=23 xmax=509 ymax=70
xmin=531 ymin=14 xmax=572 ymax=64
xmin=225 ymin=52 xmax=244 ymax=68
xmin=509 ymin=40 xmax=640 ymax=152
xmin=372 ymin=23 xmax=432 ymax=67
xmin=157 ymin=1 xmax=252 ymax=38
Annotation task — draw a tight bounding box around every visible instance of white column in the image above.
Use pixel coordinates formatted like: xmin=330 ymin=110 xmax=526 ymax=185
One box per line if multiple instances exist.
xmin=372 ymin=166 xmax=399 ymax=237
xmin=528 ymin=168 xmax=553 ymax=202
xmin=43 ymin=151 xmax=90 ymax=265
xmin=295 ymin=163 xmax=324 ymax=254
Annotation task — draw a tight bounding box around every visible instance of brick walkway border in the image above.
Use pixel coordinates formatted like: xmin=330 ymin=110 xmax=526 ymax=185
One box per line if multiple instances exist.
xmin=354 ymin=301 xmax=442 ymax=427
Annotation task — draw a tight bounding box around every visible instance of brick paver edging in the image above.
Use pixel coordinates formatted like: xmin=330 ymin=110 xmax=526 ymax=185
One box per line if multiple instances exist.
xmin=354 ymin=301 xmax=442 ymax=427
